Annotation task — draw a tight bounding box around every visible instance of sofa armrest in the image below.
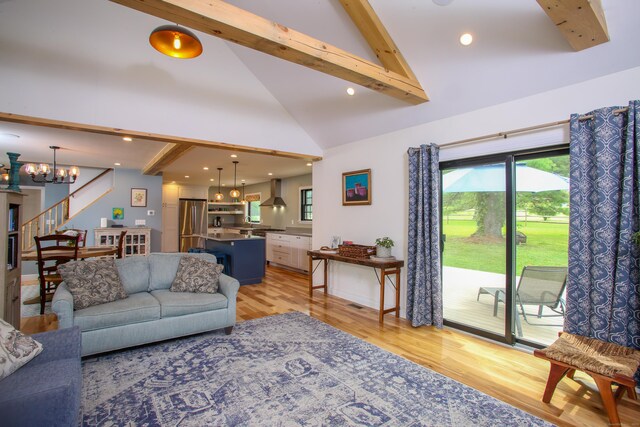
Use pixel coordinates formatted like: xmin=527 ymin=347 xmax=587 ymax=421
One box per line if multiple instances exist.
xmin=52 ymin=283 xmax=75 ymax=329
xmin=218 ymin=274 xmax=239 ymax=325
xmin=29 ymin=326 xmax=81 ymax=367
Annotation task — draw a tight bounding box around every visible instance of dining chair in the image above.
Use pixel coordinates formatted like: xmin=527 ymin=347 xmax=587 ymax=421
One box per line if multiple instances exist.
xmin=55 ymin=229 xmax=88 ymax=247
xmin=117 ymin=230 xmax=128 ymax=259
xmin=34 ymin=234 xmax=80 ymax=314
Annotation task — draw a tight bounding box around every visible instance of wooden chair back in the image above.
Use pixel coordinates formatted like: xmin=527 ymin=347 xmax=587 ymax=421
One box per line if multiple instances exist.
xmin=117 ymin=230 xmax=128 ymax=259
xmin=55 ymin=229 xmax=88 ymax=247
xmin=34 ymin=234 xmax=80 ymax=314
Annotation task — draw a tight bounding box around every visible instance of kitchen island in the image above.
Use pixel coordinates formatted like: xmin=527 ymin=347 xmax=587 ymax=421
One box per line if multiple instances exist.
xmin=204 ymin=233 xmax=265 ymax=285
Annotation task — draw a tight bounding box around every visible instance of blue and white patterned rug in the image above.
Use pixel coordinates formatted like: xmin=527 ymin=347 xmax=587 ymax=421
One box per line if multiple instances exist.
xmin=81 ymin=312 xmax=553 ymax=426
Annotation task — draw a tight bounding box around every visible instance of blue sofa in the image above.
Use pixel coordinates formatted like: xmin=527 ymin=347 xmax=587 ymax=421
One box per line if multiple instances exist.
xmin=52 ymin=253 xmax=240 ymax=356
xmin=0 ymin=326 xmax=82 ymax=427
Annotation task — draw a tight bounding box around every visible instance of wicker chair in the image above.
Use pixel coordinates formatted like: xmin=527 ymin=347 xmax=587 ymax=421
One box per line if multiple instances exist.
xmin=534 ymin=332 xmax=640 ymax=425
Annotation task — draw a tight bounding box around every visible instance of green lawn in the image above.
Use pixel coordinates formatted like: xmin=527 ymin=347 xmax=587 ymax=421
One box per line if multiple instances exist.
xmin=442 ymin=219 xmax=568 ymax=275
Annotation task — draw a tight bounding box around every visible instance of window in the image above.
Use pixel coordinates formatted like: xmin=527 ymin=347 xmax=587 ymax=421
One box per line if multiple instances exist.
xmin=245 ymin=193 xmax=261 ymax=223
xmin=300 ymin=187 xmax=312 ymax=222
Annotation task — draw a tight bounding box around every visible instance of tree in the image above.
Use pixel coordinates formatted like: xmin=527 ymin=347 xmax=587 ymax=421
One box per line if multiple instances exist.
xmin=472 ymin=193 xmax=504 ymax=239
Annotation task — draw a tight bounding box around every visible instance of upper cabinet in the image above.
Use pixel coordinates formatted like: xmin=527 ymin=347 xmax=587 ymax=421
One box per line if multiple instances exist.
xmin=178 ymin=186 xmax=208 ymax=200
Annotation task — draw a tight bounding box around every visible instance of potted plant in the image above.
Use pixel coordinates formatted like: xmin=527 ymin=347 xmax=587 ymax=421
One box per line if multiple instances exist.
xmin=375 ymin=237 xmax=394 ymax=258
xmin=633 ymin=231 xmax=640 ymax=246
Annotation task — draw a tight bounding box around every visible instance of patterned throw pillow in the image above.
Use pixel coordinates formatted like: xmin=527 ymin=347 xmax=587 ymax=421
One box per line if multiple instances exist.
xmin=58 ymin=259 xmax=128 ymax=310
xmin=170 ymin=256 xmax=224 ymax=294
xmin=0 ymin=319 xmax=43 ymax=380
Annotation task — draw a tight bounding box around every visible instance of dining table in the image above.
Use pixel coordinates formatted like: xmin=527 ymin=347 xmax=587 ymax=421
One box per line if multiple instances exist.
xmin=22 ymin=245 xmax=119 ymax=306
xmin=22 ymin=245 xmax=119 ymax=262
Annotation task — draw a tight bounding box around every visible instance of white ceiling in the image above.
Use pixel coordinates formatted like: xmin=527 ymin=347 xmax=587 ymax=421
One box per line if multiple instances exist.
xmin=1 ymin=0 xmax=639 ymax=184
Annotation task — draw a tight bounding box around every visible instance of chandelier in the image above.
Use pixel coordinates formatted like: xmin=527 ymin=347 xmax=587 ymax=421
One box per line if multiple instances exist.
xmin=230 ymin=161 xmax=241 ymax=199
xmin=24 ymin=146 xmax=79 ymax=184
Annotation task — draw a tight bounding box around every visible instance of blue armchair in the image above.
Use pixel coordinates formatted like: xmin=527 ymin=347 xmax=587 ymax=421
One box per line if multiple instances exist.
xmin=0 ymin=326 xmax=82 ymax=427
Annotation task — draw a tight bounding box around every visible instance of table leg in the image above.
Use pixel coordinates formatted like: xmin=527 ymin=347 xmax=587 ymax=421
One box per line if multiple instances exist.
xmin=309 ymin=257 xmax=329 ymax=298
xmin=395 ymin=268 xmax=400 ymax=318
xmin=308 ymin=254 xmax=313 ymax=297
xmin=323 ymin=259 xmax=328 ymax=294
xmin=379 ymin=267 xmax=386 ymax=323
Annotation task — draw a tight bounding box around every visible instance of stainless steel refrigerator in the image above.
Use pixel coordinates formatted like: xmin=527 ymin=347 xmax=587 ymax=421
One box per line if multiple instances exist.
xmin=179 ymin=198 xmax=207 ymax=252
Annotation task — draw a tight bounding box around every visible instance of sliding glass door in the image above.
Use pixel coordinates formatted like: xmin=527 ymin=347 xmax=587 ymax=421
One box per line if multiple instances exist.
xmin=441 ymin=148 xmax=569 ymax=346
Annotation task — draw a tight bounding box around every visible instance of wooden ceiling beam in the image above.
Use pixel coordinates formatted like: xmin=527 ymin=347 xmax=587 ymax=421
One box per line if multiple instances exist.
xmin=143 ymin=143 xmax=194 ymax=176
xmin=338 ymin=0 xmax=417 ymax=81
xmin=110 ymin=0 xmax=428 ymax=104
xmin=536 ymin=0 xmax=609 ymax=51
xmin=0 ymin=112 xmax=322 ymax=163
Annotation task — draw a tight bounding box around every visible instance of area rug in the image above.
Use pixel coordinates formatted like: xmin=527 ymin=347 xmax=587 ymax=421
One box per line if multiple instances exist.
xmin=81 ymin=312 xmax=553 ymax=426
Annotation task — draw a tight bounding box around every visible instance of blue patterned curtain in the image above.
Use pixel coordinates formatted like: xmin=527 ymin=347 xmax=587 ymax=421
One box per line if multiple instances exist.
xmin=407 ymin=144 xmax=442 ymax=328
xmin=565 ymin=100 xmax=640 ymax=350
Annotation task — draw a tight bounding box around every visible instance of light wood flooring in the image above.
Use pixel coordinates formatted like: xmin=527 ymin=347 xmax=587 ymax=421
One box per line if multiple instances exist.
xmin=21 ymin=267 xmax=640 ymax=426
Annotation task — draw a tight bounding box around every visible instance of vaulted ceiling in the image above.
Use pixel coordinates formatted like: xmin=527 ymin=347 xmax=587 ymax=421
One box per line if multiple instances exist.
xmin=0 ymin=0 xmax=639 ymax=185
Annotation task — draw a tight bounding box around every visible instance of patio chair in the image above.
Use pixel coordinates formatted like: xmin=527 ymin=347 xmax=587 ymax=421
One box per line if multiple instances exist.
xmin=476 ymin=266 xmax=567 ymax=336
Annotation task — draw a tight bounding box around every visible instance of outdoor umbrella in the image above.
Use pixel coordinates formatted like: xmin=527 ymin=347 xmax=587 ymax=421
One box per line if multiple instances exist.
xmin=442 ymin=164 xmax=569 ymax=193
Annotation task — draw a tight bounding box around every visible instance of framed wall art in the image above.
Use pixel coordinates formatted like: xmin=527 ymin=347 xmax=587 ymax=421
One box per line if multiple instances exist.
xmin=131 ymin=188 xmax=147 ymax=207
xmin=112 ymin=207 xmax=124 ymax=220
xmin=342 ymin=169 xmax=371 ymax=206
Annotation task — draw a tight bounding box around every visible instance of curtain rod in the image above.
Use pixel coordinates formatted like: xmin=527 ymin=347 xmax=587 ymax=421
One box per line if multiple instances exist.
xmin=441 ymin=107 xmax=629 ymax=149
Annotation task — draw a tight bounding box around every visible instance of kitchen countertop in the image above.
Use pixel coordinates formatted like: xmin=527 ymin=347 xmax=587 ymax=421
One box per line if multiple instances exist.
xmin=206 ymin=233 xmax=265 ymax=242
xmin=265 ymin=230 xmax=312 ymax=237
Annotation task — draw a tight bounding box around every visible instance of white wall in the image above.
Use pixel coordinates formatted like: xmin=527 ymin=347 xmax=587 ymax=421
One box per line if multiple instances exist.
xmin=313 ymin=66 xmax=640 ymax=316
xmin=0 ymin=0 xmax=321 ymax=158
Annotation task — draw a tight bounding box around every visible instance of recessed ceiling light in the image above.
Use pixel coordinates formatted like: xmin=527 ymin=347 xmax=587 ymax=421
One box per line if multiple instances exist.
xmin=203 ymin=167 xmax=209 ymax=170
xmin=210 ymin=178 xmax=214 ymax=181
xmin=346 ymin=87 xmax=355 ymax=96
xmin=114 ymin=162 xmax=121 ymax=166
xmin=268 ymin=172 xmax=273 ymax=176
xmin=306 ymin=163 xmax=312 ymax=166
xmin=459 ymin=33 xmax=473 ymax=46
xmin=230 ymin=154 xmax=238 ymax=158
xmin=241 ymin=179 xmax=245 ymax=182
xmin=433 ymin=0 xmax=454 ymax=5
xmin=122 ymin=136 xmax=132 ymax=142
xmin=185 ymin=175 xmax=190 ymax=178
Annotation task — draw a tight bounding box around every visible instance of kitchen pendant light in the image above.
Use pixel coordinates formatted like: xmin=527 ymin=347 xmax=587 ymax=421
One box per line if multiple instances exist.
xmin=214 ymin=168 xmax=224 ymax=201
xmin=241 ymin=183 xmax=246 ymax=205
xmin=229 ymin=161 xmax=241 ymax=199
xmin=149 ymin=24 xmax=203 ymax=59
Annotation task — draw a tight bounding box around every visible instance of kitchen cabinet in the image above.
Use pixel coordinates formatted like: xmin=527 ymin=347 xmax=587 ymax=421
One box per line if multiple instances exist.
xmin=266 ymin=233 xmax=311 ymax=272
xmin=179 ymin=185 xmax=208 ymax=200
xmin=0 ymin=191 xmax=23 ymax=328
xmin=162 ymin=184 xmax=179 ymax=252
xmin=95 ymin=227 xmax=151 ymax=257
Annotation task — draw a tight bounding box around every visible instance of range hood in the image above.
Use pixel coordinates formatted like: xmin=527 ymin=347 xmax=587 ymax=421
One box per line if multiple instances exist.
xmin=260 ymin=179 xmax=286 ymax=207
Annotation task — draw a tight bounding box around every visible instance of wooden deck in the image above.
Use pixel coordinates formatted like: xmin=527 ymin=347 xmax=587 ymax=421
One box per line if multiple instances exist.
xmin=443 ymin=266 xmax=563 ymax=345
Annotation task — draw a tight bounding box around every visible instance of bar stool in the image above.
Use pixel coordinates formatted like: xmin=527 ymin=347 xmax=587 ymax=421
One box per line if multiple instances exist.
xmin=207 ymin=251 xmax=230 ymax=275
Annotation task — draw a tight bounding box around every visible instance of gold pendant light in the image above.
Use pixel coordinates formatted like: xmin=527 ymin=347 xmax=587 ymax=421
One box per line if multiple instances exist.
xmin=241 ymin=183 xmax=246 ymax=205
xmin=214 ymin=168 xmax=224 ymax=201
xmin=149 ymin=25 xmax=203 ymax=59
xmin=230 ymin=161 xmax=241 ymax=199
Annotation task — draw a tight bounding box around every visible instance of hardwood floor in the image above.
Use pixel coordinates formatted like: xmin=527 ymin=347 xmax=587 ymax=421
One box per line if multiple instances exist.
xmin=21 ymin=266 xmax=639 ymax=426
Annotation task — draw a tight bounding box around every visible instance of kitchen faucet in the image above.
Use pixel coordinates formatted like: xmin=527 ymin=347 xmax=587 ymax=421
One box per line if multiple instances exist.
xmin=245 ymin=216 xmax=251 ymax=224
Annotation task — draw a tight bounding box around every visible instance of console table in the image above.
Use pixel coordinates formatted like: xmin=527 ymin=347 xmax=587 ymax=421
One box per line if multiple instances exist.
xmin=307 ymin=250 xmax=404 ymax=324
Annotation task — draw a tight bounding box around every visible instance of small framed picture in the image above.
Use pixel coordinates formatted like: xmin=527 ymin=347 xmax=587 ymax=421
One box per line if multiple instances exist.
xmin=342 ymin=169 xmax=371 ymax=206
xmin=131 ymin=188 xmax=147 ymax=207
xmin=112 ymin=207 xmax=124 ymax=220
